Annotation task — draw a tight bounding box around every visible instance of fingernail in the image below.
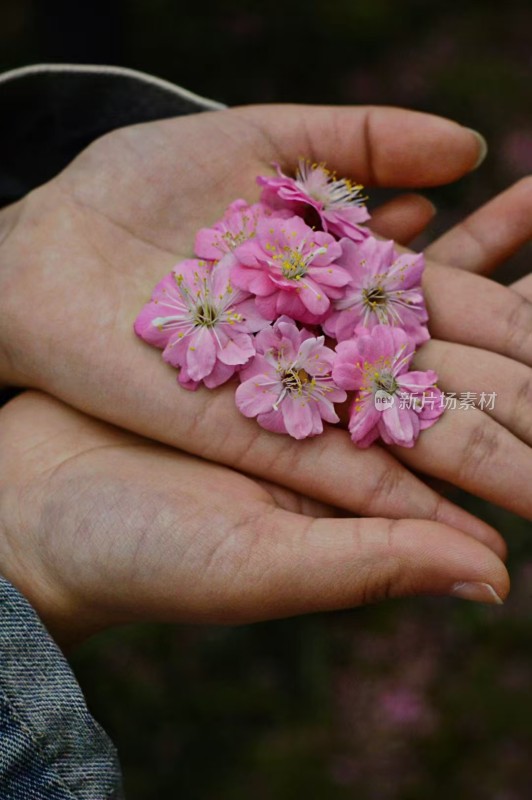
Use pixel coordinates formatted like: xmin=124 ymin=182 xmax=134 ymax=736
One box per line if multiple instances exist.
xmin=464 ymin=128 xmax=488 ymax=170
xmin=426 ymin=198 xmax=437 ymax=216
xmin=450 ymin=581 xmax=503 ymax=605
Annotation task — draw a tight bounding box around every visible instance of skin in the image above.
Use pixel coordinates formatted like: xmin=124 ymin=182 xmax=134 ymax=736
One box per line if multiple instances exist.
xmin=0 ymin=104 xmax=530 ymax=644
xmin=0 ymin=105 xmax=528 ymax=527
xmin=0 ymin=390 xmax=510 ymax=649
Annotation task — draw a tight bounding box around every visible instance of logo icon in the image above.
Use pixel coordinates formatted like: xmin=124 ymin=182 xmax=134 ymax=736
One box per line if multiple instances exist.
xmin=374 ymin=390 xmax=395 ymax=410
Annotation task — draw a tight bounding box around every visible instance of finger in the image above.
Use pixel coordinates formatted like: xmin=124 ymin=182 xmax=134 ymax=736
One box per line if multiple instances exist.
xmin=254 ymin=478 xmax=341 ymax=519
xmin=233 ymin=104 xmax=486 ymax=186
xmin=414 ymin=339 xmax=532 ymax=447
xmin=0 ymin=393 xmax=507 ymax=637
xmin=423 ymin=262 xmax=532 ymax=367
xmin=368 ymin=193 xmax=436 ymax=244
xmin=426 ymin=177 xmax=532 ymax=274
xmin=269 ymin=442 xmax=504 ymax=562
xmin=52 ymin=342 xmax=502 ymax=553
xmin=511 ymin=275 xmax=532 ymax=302
xmin=0 ymin=194 xmax=501 ymax=551
xmin=190 ymin=512 xmax=509 ymax=623
xmin=390 ymin=406 xmax=532 ymax=521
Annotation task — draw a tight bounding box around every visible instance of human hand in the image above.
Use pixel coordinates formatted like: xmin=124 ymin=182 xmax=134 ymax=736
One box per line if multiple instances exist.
xmin=0 ymin=391 xmax=508 ymax=648
xmin=396 ymin=179 xmax=532 ymax=498
xmin=0 ymin=105 xmax=528 ymax=527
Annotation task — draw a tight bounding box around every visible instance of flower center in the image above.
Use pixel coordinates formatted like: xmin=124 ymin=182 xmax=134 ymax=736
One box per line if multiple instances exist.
xmin=272 ymin=366 xmax=315 ymax=411
xmin=363 ymin=285 xmax=388 ymax=308
xmin=283 ymin=367 xmax=312 ymax=392
xmin=193 ymin=303 xmax=219 ymax=327
xmin=374 ymin=372 xmax=398 ymax=395
xmin=280 ymin=250 xmax=311 ymax=280
xmin=296 ymin=160 xmax=366 ymax=211
xmin=273 ymin=244 xmax=327 ymax=281
xmin=222 ymin=229 xmax=253 ymax=250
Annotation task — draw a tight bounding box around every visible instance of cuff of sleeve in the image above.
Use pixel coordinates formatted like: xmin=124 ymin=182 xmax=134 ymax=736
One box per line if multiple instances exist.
xmin=0 ymin=575 xmax=123 ymax=799
xmin=0 ymin=63 xmax=225 ymax=207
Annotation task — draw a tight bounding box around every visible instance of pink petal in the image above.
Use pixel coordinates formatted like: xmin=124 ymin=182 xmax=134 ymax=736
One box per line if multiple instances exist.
xmin=323 ymin=309 xmax=358 ymax=342
xmin=239 ymin=353 xmax=277 ymax=381
xmin=353 ymin=427 xmax=381 ymax=448
xmin=275 ymin=317 xmax=305 ymax=352
xmin=299 ymin=277 xmax=331 ymax=315
xmin=397 ymin=370 xmax=438 ymax=392
xmin=381 ymin=403 xmax=419 ymax=447
xmin=134 ymin=303 xmax=174 ymax=349
xmin=388 ymin=253 xmax=425 ymax=288
xmin=231 ymin=239 xmax=264 ymax=268
xmin=231 ymin=263 xmax=275 ymax=297
xmin=348 ymin=399 xmax=380 ymax=443
xmin=236 ymin=377 xmax=279 ymax=417
xmin=185 ymin=327 xmax=217 ymax=381
xmin=315 ymin=394 xmax=343 ymax=424
xmin=308 ymin=264 xmax=351 ymax=287
xmin=162 ymin=336 xmax=188 ymax=369
xmin=298 ymin=336 xmax=326 ymax=364
xmin=256 ymin=291 xmax=304 ymax=323
xmin=281 ymin=397 xmax=316 ymax=439
xmin=217 ymin=332 xmax=256 ymax=366
xmin=256 ymin=409 xmax=288 ymax=435
xmin=203 ymin=360 xmax=237 ymax=389
xmin=176 ymin=363 xmax=199 ymax=391
xmin=418 ymin=388 xmax=445 ymax=428
xmin=194 ymin=227 xmax=228 ymax=260
xmin=234 ymin=298 xmax=269 ymax=333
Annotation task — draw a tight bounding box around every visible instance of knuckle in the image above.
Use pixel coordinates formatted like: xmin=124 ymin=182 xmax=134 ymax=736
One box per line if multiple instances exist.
xmin=458 ymin=416 xmax=501 ymax=480
xmin=460 ymin=217 xmax=489 ymax=261
xmin=355 ymin=520 xmax=404 ymax=606
xmin=428 ymin=491 xmax=450 ymax=525
xmin=503 ymin=293 xmax=532 ymax=358
xmin=515 ymin=371 xmax=532 ymax=440
xmin=360 ymin=108 xmax=376 ymax=185
xmin=362 ymin=463 xmax=406 ymax=515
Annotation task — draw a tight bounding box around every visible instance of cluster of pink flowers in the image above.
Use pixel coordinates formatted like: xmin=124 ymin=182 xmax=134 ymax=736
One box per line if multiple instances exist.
xmin=135 ymin=160 xmax=444 ymax=446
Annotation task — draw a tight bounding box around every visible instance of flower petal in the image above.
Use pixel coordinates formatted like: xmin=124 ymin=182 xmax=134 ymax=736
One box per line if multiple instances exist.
xmin=348 ymin=399 xmax=380 ymax=444
xmin=186 ymin=327 xmax=217 ymax=381
xmin=282 ymin=397 xmax=316 ymax=440
xmin=217 ymin=332 xmax=256 ymax=366
xmin=381 ymin=402 xmax=419 ymax=447
xmin=236 ymin=376 xmax=279 ymax=417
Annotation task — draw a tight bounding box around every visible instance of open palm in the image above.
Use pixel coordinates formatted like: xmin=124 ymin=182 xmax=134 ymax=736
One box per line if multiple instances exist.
xmin=0 ymin=103 xmax=530 ymax=531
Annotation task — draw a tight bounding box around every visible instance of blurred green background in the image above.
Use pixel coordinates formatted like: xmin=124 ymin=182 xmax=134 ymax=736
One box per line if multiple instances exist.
xmin=2 ymin=1 xmax=532 ymax=797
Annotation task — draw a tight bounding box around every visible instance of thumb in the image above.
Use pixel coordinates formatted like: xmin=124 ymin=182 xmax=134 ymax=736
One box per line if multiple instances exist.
xmin=214 ymin=512 xmax=509 ymax=623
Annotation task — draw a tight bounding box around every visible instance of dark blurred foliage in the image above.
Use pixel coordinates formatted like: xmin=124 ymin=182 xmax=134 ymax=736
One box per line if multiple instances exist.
xmin=2 ymin=1 xmax=532 ymax=798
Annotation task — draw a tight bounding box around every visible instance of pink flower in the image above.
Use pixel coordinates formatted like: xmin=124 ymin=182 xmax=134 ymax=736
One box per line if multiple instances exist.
xmin=194 ymin=199 xmax=290 ymax=261
xmin=257 ymin=159 xmax=371 ymax=241
xmin=333 ymin=325 xmax=443 ymax=448
xmin=231 ymin=215 xmax=351 ymax=324
xmin=236 ymin=317 xmax=347 ymax=439
xmin=134 ymin=255 xmax=267 ymax=390
xmin=323 ymin=237 xmax=429 ymax=345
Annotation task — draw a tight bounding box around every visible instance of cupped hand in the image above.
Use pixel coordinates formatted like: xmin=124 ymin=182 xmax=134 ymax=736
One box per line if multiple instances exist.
xmin=0 ymin=104 xmax=529 ymax=528
xmin=0 ymin=391 xmax=509 ymax=648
